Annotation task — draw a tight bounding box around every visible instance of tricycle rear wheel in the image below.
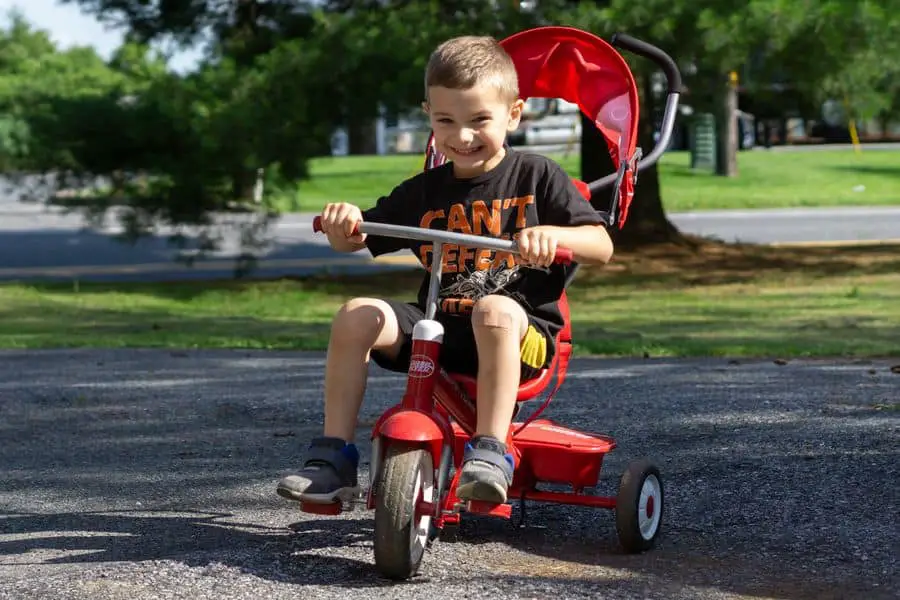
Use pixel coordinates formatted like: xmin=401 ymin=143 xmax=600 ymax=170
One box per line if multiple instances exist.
xmin=373 ymin=442 xmax=434 ymax=580
xmin=615 ymin=458 xmax=664 ymax=553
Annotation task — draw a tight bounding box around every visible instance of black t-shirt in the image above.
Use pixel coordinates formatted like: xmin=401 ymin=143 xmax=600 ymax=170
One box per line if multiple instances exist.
xmin=361 ymin=148 xmax=608 ymax=356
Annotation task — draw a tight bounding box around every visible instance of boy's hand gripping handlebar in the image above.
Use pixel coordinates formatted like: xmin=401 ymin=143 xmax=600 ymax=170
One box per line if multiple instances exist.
xmin=312 ymin=216 xmax=574 ymax=265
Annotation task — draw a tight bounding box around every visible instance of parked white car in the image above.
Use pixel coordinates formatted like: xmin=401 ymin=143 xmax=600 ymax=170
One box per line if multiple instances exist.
xmin=509 ymin=98 xmax=581 ymax=146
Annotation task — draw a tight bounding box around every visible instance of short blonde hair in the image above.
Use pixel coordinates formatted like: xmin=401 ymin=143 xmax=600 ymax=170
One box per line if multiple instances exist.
xmin=425 ymin=35 xmax=519 ymax=102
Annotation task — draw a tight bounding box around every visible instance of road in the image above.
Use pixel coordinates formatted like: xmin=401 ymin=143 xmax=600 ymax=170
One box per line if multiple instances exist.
xmin=1 ymin=200 xmax=899 ymax=282
xmin=668 ymin=206 xmax=900 ymax=246
xmin=0 ymin=349 xmax=897 ymax=599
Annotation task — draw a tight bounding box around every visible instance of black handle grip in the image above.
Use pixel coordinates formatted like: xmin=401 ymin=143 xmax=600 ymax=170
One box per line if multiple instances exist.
xmin=611 ymin=32 xmax=682 ymax=94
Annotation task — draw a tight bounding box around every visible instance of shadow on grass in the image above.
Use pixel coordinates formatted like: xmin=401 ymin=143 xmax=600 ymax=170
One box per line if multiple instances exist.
xmin=5 ymin=271 xmax=425 ymax=307
xmin=0 ymin=301 xmax=333 ymax=349
xmin=572 ymin=300 xmax=900 ymax=357
xmin=580 ymin=240 xmax=900 ymax=289
xmin=828 ymin=164 xmax=900 ymax=178
xmin=8 ymin=241 xmax=900 ymax=307
xmin=3 ymin=276 xmax=899 ymax=357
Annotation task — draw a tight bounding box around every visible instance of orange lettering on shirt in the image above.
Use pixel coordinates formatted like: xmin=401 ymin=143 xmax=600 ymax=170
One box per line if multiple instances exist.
xmin=512 ymin=195 xmax=534 ymax=227
xmin=447 ymin=204 xmax=472 ymax=234
xmin=472 ymin=200 xmax=502 ymax=236
xmin=441 ymin=244 xmax=458 ymax=274
xmin=440 ymin=298 xmax=475 ymax=314
xmin=492 ymin=251 xmax=516 ymax=269
xmin=420 ymin=209 xmax=445 ymax=229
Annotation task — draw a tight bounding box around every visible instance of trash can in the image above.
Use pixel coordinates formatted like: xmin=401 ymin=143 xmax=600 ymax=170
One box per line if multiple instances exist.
xmin=689 ymin=113 xmax=716 ymax=172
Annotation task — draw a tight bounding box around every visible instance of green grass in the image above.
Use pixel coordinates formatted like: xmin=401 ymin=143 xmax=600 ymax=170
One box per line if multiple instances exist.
xmin=275 ymin=149 xmax=900 ymax=213
xmin=2 ymin=266 xmax=898 ymax=358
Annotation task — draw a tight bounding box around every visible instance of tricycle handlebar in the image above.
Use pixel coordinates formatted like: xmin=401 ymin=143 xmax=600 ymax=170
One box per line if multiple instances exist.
xmin=312 ymin=216 xmax=574 ymax=265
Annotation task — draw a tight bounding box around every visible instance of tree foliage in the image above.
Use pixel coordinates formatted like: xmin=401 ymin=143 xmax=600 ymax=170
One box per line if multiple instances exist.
xmin=3 ymin=1 xmax=898 ymax=260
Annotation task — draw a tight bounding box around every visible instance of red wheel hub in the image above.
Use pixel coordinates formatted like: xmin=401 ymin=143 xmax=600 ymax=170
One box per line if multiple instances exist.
xmin=645 ymin=495 xmax=655 ymax=519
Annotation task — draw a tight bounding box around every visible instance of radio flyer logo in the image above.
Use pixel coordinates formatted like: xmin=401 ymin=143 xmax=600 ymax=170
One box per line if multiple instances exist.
xmin=409 ymin=355 xmax=436 ymax=378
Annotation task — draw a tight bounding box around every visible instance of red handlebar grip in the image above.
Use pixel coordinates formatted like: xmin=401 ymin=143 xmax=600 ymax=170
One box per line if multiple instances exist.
xmin=553 ymin=247 xmax=574 ymax=265
xmin=312 ymin=216 xmax=361 ymax=237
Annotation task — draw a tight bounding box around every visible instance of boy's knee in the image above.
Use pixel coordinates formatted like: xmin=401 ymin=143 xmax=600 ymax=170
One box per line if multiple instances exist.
xmin=332 ymin=297 xmax=392 ymax=340
xmin=472 ymin=295 xmax=527 ymax=336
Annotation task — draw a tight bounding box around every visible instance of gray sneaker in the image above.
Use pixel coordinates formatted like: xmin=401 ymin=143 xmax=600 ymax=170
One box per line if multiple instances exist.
xmin=276 ymin=437 xmax=361 ymax=504
xmin=455 ymin=436 xmax=515 ymax=504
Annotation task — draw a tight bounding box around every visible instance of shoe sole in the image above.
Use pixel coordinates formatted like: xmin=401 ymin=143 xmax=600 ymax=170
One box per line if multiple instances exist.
xmin=276 ymin=484 xmax=362 ymax=505
xmin=456 ymin=480 xmax=508 ymax=504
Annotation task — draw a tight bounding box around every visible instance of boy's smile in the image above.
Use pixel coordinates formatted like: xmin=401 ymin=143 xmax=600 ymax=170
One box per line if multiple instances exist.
xmin=425 ymin=83 xmax=523 ymax=178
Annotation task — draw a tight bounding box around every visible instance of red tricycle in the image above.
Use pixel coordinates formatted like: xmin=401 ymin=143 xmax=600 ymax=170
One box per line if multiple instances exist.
xmin=305 ymin=26 xmax=682 ymax=580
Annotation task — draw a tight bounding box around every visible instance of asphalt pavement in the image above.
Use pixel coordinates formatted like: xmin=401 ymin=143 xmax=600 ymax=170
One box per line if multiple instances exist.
xmin=1 ymin=349 xmax=897 ymax=599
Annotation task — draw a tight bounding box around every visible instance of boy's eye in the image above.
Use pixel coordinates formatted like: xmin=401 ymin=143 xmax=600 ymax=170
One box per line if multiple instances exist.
xmin=437 ymin=118 xmax=453 ymax=124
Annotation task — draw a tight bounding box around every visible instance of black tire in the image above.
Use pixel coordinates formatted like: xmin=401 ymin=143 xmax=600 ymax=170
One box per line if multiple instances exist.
xmin=615 ymin=458 xmax=664 ymax=553
xmin=373 ymin=443 xmax=434 ymax=580
xmin=437 ymin=522 xmax=460 ymax=543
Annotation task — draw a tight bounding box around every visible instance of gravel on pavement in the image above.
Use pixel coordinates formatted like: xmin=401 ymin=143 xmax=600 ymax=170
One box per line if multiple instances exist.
xmin=0 ymin=349 xmax=897 ymax=600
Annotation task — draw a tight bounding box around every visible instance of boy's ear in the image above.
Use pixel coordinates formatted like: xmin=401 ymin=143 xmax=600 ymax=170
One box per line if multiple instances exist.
xmin=421 ymin=101 xmax=430 ymax=114
xmin=507 ymin=98 xmax=525 ymax=131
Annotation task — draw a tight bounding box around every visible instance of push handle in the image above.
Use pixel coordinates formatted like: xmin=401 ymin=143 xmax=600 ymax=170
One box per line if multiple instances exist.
xmin=588 ymin=32 xmax=683 ymax=195
xmin=312 ymin=216 xmax=574 ymax=265
xmin=610 ymin=32 xmax=682 ymax=93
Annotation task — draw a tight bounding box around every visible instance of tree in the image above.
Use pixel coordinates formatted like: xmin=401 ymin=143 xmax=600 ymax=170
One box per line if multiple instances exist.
xmin=557 ymin=0 xmax=900 ymax=245
xmin=555 ymin=1 xmax=689 ymax=244
xmin=25 ymin=0 xmax=897 ymax=261
xmin=0 ymin=11 xmax=137 ymax=196
xmin=765 ymin=1 xmax=900 ymax=130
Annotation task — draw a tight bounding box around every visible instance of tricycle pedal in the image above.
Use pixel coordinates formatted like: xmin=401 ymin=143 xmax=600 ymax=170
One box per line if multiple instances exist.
xmin=299 ymin=492 xmax=366 ymax=515
xmin=465 ymin=500 xmax=512 ymax=519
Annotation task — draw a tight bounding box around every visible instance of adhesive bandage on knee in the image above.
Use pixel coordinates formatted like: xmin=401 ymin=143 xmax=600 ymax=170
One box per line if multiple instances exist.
xmin=473 ymin=309 xmax=514 ymax=332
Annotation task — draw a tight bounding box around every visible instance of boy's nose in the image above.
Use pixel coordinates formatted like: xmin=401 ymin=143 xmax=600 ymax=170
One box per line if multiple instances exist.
xmin=458 ymin=128 xmax=475 ymax=144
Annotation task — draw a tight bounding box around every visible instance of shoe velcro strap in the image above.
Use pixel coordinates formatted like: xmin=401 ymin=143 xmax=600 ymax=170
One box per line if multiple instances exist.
xmin=464 ymin=447 xmax=514 ymax=483
xmin=304 ymin=443 xmax=356 ymax=480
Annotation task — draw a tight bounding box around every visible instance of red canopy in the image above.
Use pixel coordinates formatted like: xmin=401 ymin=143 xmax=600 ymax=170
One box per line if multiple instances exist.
xmin=500 ymin=26 xmax=640 ymax=169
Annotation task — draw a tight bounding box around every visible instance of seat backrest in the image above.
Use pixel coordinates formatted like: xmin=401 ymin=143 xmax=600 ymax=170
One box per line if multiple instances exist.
xmin=501 ymin=26 xmax=640 ymax=228
xmin=500 ymin=26 xmax=639 ymax=174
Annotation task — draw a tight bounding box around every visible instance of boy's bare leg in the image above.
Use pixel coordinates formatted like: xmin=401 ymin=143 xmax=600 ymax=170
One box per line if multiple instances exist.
xmin=322 ymin=298 xmax=404 ymax=442
xmin=277 ymin=297 xmax=404 ymax=503
xmin=456 ymin=294 xmax=529 ymax=504
xmin=471 ymin=295 xmax=529 ymax=439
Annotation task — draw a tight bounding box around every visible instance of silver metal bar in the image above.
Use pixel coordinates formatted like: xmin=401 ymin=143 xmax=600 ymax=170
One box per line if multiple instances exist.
xmin=587 ymin=92 xmax=681 ymax=193
xmin=424 ymin=242 xmax=444 ymax=320
xmin=639 ymin=93 xmax=680 ymax=171
xmin=359 ymin=222 xmax=518 ymax=254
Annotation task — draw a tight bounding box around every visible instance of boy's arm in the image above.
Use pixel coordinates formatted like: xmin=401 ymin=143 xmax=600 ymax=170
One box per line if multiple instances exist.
xmin=325 ymin=180 xmax=414 ymax=256
xmin=532 ymin=161 xmax=614 ymax=265
xmin=331 ymin=237 xmax=368 ymax=254
xmin=534 ymin=223 xmax=613 ymax=265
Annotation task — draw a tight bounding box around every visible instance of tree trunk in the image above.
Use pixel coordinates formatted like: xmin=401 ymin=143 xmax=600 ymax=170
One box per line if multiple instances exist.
xmin=347 ymin=115 xmax=377 ymax=155
xmin=580 ymin=74 xmax=681 ymax=248
xmin=715 ymin=72 xmax=739 ymax=176
xmin=231 ymin=168 xmax=256 ymax=202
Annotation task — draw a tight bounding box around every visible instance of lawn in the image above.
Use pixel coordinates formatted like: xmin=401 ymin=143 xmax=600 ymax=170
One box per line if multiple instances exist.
xmin=2 ymin=242 xmax=898 ymax=358
xmin=273 ymin=148 xmax=900 ymax=214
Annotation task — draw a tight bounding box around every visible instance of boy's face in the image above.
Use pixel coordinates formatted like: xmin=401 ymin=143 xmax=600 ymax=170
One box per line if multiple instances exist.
xmin=424 ymin=83 xmax=523 ymax=178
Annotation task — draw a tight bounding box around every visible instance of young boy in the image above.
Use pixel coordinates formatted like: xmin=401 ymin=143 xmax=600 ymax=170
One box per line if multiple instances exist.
xmin=277 ymin=35 xmax=613 ymax=505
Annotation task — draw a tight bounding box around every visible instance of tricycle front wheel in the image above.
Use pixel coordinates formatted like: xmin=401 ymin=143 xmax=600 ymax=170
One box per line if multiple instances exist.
xmin=373 ymin=442 xmax=435 ymax=580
